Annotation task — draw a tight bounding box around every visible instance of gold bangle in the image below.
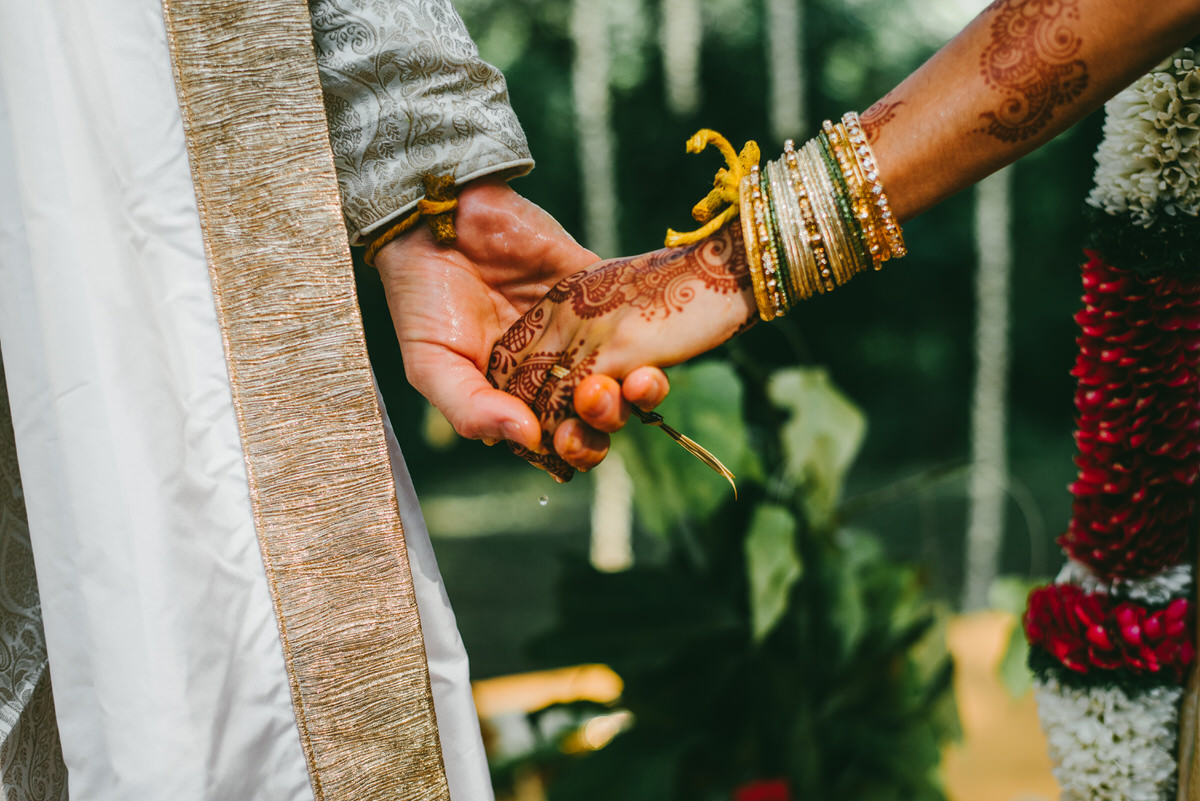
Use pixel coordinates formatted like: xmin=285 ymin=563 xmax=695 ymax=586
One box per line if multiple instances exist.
xmin=782 ymin=145 xmax=824 ymax=299
xmin=766 ymin=156 xmax=810 ymax=301
xmin=826 ymin=121 xmax=885 ymax=269
xmin=750 ymin=166 xmax=786 ymax=318
xmin=842 ymin=111 xmax=906 ymax=260
xmin=799 ymin=140 xmax=852 ymax=288
xmin=808 ymin=136 xmax=868 ymax=283
xmin=739 ymin=173 xmax=775 ymax=320
xmin=789 ymin=148 xmax=834 ymax=294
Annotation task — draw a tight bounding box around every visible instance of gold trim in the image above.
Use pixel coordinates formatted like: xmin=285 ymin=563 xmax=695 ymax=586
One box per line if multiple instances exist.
xmin=160 ymin=2 xmax=449 ymax=798
xmin=1180 ymin=617 xmax=1200 ymax=800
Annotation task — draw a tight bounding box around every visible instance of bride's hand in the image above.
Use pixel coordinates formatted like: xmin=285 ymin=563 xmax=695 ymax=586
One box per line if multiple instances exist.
xmin=487 ymin=224 xmax=758 ymax=480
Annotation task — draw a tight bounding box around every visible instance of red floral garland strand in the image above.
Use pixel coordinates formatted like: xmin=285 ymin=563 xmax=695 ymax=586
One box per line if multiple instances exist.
xmin=1058 ymin=252 xmax=1200 ymax=579
xmin=1025 ymin=583 xmax=1194 ymax=679
xmin=732 ymin=779 xmax=791 ymax=801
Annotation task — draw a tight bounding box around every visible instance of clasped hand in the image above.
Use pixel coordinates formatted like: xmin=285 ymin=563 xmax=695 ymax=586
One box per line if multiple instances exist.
xmin=486 ymin=224 xmax=758 ymax=481
xmin=376 ymin=177 xmax=755 ymax=479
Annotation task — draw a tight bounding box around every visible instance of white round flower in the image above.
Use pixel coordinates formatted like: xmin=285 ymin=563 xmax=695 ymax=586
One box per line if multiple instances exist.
xmin=1089 ymin=47 xmax=1200 ymax=224
xmin=1055 ymin=559 xmax=1192 ymax=605
xmin=1035 ymin=679 xmax=1182 ymax=801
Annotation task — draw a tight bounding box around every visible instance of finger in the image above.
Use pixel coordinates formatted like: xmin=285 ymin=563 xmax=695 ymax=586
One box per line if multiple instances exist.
xmin=413 ymin=358 xmax=545 ymax=452
xmin=622 ymin=366 xmax=671 ymax=411
xmin=553 ymin=418 xmax=610 ymax=472
xmin=539 ymin=220 xmax=597 ymax=279
xmin=574 ymin=374 xmax=630 ymax=434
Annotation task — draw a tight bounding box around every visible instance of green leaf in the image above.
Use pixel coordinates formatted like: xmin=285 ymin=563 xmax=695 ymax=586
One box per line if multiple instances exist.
xmin=987 ymin=574 xmax=1043 ymax=617
xmin=767 ymin=369 xmax=866 ymax=529
xmin=615 ymin=361 xmax=761 ymax=541
xmin=986 ymin=574 xmax=1042 ymax=698
xmin=744 ymin=504 xmax=802 ymax=642
xmin=824 ymin=528 xmax=880 ymax=658
xmin=997 ymin=614 xmax=1034 ymax=699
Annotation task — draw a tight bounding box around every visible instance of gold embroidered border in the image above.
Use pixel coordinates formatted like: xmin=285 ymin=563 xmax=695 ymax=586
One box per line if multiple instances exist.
xmin=1180 ymin=623 xmax=1200 ymax=800
xmin=160 ymin=2 xmax=449 ymax=798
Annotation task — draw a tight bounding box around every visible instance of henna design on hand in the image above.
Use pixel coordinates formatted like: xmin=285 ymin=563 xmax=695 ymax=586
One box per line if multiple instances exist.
xmin=976 ymin=0 xmax=1088 ymax=143
xmin=503 ymin=346 xmax=598 ymax=482
xmin=486 ymin=224 xmax=754 ymax=482
xmin=505 ymin=350 xmax=569 ymax=411
xmin=861 ymin=94 xmax=904 ymax=144
xmin=488 ymin=306 xmax=547 ymax=376
xmin=546 ymin=227 xmax=751 ymax=321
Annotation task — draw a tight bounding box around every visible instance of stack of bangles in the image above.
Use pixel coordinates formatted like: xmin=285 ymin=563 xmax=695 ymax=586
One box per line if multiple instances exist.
xmin=739 ymin=111 xmax=906 ymax=321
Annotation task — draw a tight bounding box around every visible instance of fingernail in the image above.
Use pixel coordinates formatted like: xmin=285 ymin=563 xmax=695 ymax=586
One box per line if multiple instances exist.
xmin=482 ymin=437 xmax=499 ymax=447
xmin=502 ymin=420 xmax=539 ymax=452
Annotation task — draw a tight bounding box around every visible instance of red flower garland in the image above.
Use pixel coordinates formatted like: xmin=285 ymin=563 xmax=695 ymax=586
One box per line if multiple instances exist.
xmin=1025 ymin=583 xmax=1194 ymax=679
xmin=1058 ymin=253 xmax=1200 ymax=578
xmin=733 ymin=779 xmax=791 ymax=801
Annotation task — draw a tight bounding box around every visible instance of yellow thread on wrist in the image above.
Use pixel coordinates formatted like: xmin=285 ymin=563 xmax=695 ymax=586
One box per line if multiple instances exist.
xmin=363 ymin=174 xmax=460 ymax=267
xmin=665 ymin=129 xmax=760 ymax=248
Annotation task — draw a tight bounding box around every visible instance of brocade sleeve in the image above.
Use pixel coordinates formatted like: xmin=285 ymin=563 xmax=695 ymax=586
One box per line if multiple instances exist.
xmin=309 ymin=0 xmax=533 ymax=243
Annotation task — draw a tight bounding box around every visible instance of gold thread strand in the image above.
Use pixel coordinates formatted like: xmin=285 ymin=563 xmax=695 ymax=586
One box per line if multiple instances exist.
xmin=631 ymin=407 xmax=737 ymax=498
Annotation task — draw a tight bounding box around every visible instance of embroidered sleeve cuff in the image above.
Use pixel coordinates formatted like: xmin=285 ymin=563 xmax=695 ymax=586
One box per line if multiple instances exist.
xmin=351 ymin=156 xmax=534 ymax=246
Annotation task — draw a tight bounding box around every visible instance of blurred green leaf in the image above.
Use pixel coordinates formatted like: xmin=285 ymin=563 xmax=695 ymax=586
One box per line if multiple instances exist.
xmin=616 ymin=362 xmax=761 ymax=541
xmin=744 ymin=504 xmax=802 ymax=642
xmin=997 ymin=616 xmax=1033 ymax=698
xmin=987 ymin=575 xmax=1040 ymax=697
xmin=825 ymin=529 xmax=880 ymax=659
xmin=767 ymin=369 xmax=866 ymax=529
xmin=987 ymin=574 xmax=1042 ymax=616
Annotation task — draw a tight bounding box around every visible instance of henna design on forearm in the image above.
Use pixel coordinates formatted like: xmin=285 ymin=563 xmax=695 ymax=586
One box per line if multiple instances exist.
xmin=861 ymin=94 xmax=904 ymax=144
xmin=546 ymin=226 xmax=751 ymax=321
xmin=976 ymin=0 xmax=1088 ymax=143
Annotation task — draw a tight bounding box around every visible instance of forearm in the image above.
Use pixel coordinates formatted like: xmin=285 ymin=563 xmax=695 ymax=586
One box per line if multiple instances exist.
xmin=867 ymin=0 xmax=1200 ymax=222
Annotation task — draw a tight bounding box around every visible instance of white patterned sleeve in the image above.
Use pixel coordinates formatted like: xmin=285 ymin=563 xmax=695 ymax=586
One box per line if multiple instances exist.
xmin=309 ymin=0 xmax=534 ymax=243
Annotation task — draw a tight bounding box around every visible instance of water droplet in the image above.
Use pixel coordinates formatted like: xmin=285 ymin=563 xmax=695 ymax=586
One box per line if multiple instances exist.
xmin=538 ymin=495 xmax=549 ymax=507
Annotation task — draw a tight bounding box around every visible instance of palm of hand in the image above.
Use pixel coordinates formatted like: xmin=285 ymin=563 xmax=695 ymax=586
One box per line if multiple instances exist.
xmin=373 ymin=179 xmax=597 ymax=448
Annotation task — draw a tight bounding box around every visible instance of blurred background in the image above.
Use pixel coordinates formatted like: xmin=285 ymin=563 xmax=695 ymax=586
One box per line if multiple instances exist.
xmin=354 ymin=0 xmax=1103 ymax=797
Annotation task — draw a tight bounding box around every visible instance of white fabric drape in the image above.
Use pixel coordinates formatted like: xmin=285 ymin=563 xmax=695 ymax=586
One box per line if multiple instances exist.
xmin=0 ymin=1 xmax=490 ymax=798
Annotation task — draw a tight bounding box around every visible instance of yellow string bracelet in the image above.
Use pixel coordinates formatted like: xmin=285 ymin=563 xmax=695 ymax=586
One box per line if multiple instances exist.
xmin=664 ymin=130 xmax=760 ymax=248
xmin=363 ymin=174 xmax=460 ymax=267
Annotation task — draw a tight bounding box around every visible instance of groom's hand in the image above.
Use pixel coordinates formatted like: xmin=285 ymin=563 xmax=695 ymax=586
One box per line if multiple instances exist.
xmin=374 ymin=177 xmax=668 ymax=467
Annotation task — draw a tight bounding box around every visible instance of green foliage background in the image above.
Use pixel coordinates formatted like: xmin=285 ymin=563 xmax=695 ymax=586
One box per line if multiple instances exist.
xmin=500 ymin=363 xmax=962 ymax=799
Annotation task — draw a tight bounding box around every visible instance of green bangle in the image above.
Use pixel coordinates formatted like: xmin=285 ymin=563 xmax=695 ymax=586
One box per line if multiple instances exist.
xmin=764 ymin=181 xmax=796 ymax=313
xmin=816 ymin=132 xmax=872 ymax=274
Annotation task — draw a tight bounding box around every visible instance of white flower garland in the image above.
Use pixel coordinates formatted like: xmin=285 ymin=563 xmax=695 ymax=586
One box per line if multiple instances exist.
xmin=1035 ymin=677 xmax=1183 ymax=801
xmin=1056 ymin=560 xmax=1194 ymax=606
xmin=1089 ymin=48 xmax=1200 ymax=225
